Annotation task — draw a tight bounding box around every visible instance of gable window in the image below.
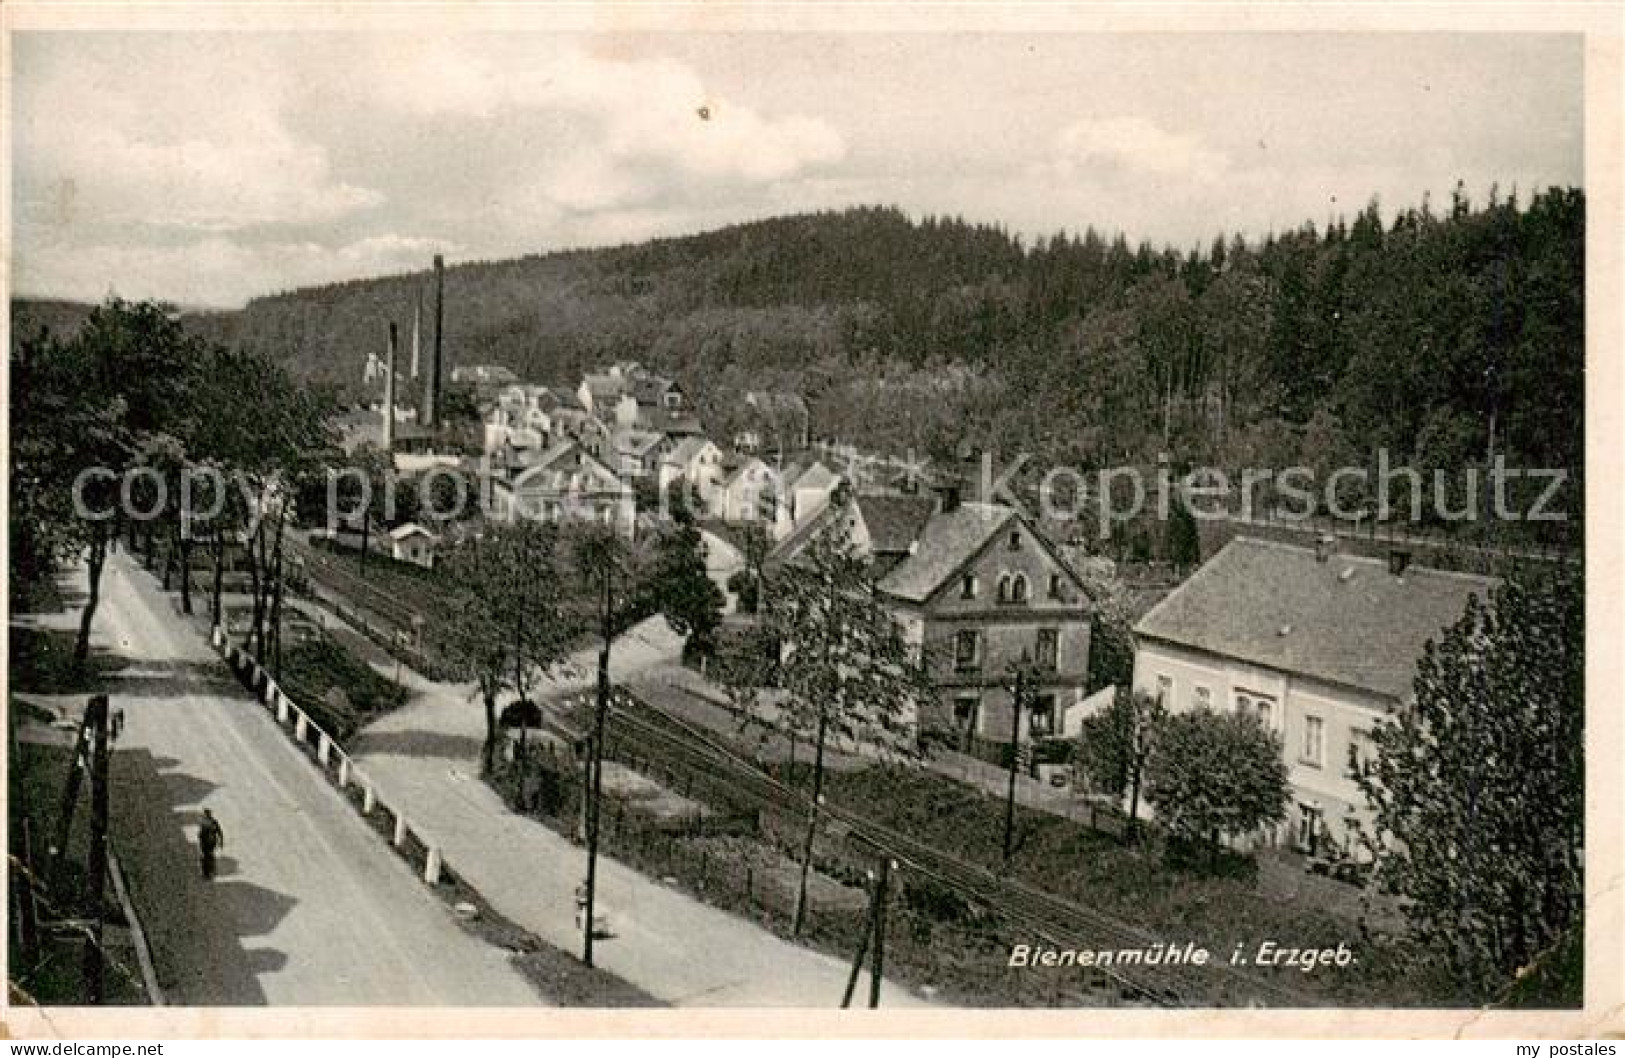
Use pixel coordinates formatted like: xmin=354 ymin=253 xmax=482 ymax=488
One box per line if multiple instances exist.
xmin=961 ymin=574 xmax=978 ymax=600
xmin=954 ymin=630 xmax=981 ymax=673
xmin=1007 ymin=530 xmax=1023 ymax=551
xmin=1010 ymin=574 xmax=1030 ymax=604
xmin=997 ymin=575 xmax=1011 ymax=604
xmin=1049 ymin=573 xmax=1064 ymax=600
xmin=1302 ymin=715 xmax=1325 ymax=767
xmin=1034 ymin=628 xmax=1059 ymax=671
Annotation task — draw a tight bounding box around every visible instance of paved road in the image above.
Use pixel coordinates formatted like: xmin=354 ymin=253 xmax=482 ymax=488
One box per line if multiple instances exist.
xmin=88 ymin=551 xmax=541 ymax=1006
xmin=347 ymin=612 xmax=932 ymax=1007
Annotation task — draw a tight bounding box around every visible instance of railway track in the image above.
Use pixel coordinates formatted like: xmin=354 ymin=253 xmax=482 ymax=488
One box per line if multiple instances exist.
xmin=601 ymin=686 xmax=1315 ymax=1008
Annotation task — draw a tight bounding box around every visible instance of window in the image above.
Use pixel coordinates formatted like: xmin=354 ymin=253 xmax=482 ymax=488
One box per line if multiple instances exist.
xmin=1010 ymin=574 xmax=1029 ymax=604
xmin=1048 ymin=573 xmax=1064 ymax=599
xmin=953 ymin=695 xmax=979 ymax=728
xmin=1296 ymin=803 xmax=1323 ymax=855
xmin=1030 ymin=694 xmax=1056 ymax=737
xmin=1035 ymin=628 xmax=1059 ymax=670
xmin=1193 ymin=685 xmax=1212 ymax=710
xmin=961 ymin=574 xmax=978 ymax=600
xmin=1349 ymin=729 xmax=1376 ymax=777
xmin=997 ymin=575 xmax=1011 ymax=603
xmin=954 ymin=630 xmax=981 ymax=673
xmin=1007 ymin=530 xmax=1023 ymax=551
xmin=1237 ymin=690 xmax=1275 ymax=727
xmin=1302 ymin=715 xmax=1325 ymax=767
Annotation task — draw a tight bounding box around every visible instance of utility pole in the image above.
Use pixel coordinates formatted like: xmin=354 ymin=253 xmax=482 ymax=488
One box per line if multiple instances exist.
xmin=582 ymin=544 xmax=614 ymax=967
xmin=1003 ymin=653 xmax=1033 ymax=867
xmin=868 ymin=857 xmax=891 ymax=1009
xmin=82 ymin=695 xmax=111 ymax=1003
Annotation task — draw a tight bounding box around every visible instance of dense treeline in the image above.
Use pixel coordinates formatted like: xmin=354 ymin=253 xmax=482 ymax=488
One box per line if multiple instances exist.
xmin=20 ymin=186 xmax=1584 ymax=517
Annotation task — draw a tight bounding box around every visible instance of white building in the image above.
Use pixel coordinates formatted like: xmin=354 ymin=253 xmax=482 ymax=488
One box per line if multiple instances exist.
xmin=1131 ymin=536 xmax=1496 ymax=857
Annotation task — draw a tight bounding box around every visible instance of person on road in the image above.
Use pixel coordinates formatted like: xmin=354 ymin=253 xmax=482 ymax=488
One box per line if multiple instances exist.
xmin=199 ymin=808 xmax=225 ymax=880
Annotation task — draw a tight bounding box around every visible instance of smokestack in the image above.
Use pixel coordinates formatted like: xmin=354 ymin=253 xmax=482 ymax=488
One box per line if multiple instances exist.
xmin=382 ymin=322 xmax=398 ymax=452
xmin=424 ymin=254 xmax=445 ymax=429
xmin=410 ymin=288 xmax=422 ymax=381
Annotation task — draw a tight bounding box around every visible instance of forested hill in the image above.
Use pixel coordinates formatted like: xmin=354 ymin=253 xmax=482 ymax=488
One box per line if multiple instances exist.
xmin=25 ymin=189 xmax=1586 ymax=488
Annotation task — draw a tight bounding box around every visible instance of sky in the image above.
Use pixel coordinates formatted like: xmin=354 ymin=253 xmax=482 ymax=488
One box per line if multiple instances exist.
xmin=11 ymin=31 xmax=1584 ymax=308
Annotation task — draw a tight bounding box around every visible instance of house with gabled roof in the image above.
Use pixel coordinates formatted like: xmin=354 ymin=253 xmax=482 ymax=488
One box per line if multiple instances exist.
xmin=874 ymin=488 xmax=1094 ymax=754
xmin=1132 ymin=536 xmax=1496 ymax=856
xmin=486 ymin=439 xmax=635 ymax=539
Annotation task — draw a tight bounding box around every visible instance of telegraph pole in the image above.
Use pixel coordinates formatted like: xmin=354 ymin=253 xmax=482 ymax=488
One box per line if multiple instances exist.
xmin=82 ymin=695 xmax=111 ymax=1003
xmin=1003 ymin=653 xmax=1034 ymax=867
xmin=582 ymin=542 xmax=615 ymax=967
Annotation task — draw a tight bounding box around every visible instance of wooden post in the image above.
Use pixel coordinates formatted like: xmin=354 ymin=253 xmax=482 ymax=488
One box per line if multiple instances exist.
xmin=318 ymin=734 xmax=332 ymax=768
xmin=82 ymin=695 xmax=111 ymax=1003
xmin=294 ymin=711 xmax=308 ymax=743
xmin=424 ymin=846 xmax=442 ymax=886
xmin=841 ymin=869 xmax=878 ymax=1008
xmin=49 ymin=711 xmax=92 ymax=895
xmin=393 ymin=814 xmax=408 ymax=848
xmin=338 ymin=758 xmax=351 ymax=789
xmin=363 ymin=783 xmax=376 ymax=815
xmin=869 ymin=857 xmax=892 ymax=1009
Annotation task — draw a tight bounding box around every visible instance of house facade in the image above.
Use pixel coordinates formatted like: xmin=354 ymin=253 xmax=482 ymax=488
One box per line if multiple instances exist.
xmin=1131 ymin=536 xmax=1496 ymax=857
xmin=877 ymin=496 xmax=1094 ymax=752
xmin=388 ymin=523 xmax=440 ymax=568
xmin=486 ymin=440 xmax=636 ymax=539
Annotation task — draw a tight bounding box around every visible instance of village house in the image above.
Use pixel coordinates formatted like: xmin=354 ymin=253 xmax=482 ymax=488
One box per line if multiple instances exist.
xmin=483 ymin=384 xmax=559 ymax=457
xmin=486 ymin=439 xmax=636 ymax=539
xmin=875 ymin=488 xmax=1094 ymax=754
xmin=1131 ymin=536 xmax=1496 ymax=858
xmin=610 ymin=428 xmax=668 ymax=480
xmin=387 ymin=522 xmax=440 ymax=569
xmin=659 ymin=437 xmax=726 ymax=508
xmin=712 ymin=457 xmax=784 ymax=526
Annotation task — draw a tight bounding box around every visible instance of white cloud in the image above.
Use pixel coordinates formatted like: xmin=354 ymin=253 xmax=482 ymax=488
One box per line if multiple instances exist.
xmin=1051 ymin=116 xmax=1230 ymax=183
xmin=16 ymin=41 xmax=381 ymax=234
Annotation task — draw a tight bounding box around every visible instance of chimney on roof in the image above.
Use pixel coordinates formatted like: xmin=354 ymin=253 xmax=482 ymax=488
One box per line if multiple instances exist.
xmin=1388 ymin=549 xmax=1412 ymax=577
xmin=934 ymin=481 xmax=962 ymax=514
xmin=1314 ymin=533 xmax=1335 ymax=563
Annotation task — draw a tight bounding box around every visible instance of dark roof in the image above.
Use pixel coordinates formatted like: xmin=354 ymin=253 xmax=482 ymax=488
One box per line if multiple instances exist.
xmin=630 ymin=376 xmax=680 ymax=406
xmin=876 ymin=502 xmax=1017 ymax=603
xmin=1133 ymin=537 xmax=1497 ymax=701
xmin=853 ymin=494 xmax=936 ymax=556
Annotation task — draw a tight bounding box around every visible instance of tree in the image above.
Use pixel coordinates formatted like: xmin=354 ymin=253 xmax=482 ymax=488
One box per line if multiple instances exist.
xmin=1078 ymin=567 xmax=1135 ymax=693
xmin=430 ymin=521 xmax=572 ymax=776
xmin=1144 ymin=708 xmax=1289 ymax=871
xmin=750 ymin=497 xmax=934 ymax=934
xmin=635 ymin=506 xmax=725 ymax=661
xmin=1164 ymin=495 xmax=1201 ymax=573
xmin=1352 ymin=570 xmax=1583 ymax=998
xmin=1074 ymin=688 xmax=1165 ymax=838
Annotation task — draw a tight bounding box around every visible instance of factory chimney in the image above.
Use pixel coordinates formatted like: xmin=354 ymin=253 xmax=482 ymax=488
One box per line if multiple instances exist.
xmin=410 ymin=287 xmax=422 ymax=380
xmin=382 ymin=322 xmax=399 ymax=452
xmin=424 ymin=254 xmax=445 ymax=429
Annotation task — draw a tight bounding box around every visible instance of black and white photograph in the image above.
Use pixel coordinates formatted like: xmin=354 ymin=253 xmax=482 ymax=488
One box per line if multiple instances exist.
xmin=2 ymin=2 xmax=1616 ymax=1042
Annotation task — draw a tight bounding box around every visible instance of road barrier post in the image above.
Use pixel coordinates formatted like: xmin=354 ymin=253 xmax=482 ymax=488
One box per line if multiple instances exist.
xmin=393 ymin=814 xmax=408 ymax=848
xmin=338 ymin=758 xmax=351 ymax=789
xmin=294 ymin=711 xmax=308 ymax=743
xmin=277 ymin=694 xmax=290 ymax=725
xmin=318 ymin=734 xmax=332 ymax=768
xmin=424 ymin=846 xmax=442 ymax=885
xmin=363 ymin=783 xmax=376 ymax=815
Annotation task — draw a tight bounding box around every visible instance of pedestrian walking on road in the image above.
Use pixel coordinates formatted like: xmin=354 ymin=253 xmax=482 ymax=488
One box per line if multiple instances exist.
xmin=199 ymin=808 xmax=225 ymax=880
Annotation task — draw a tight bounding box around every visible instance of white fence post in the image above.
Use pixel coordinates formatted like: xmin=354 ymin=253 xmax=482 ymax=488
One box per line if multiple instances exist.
xmin=263 ymin=679 xmax=278 ymax=705
xmin=276 ymin=694 xmax=290 ymax=725
xmin=393 ymin=815 xmax=408 ymax=848
xmin=424 ymin=846 xmax=442 ymax=886
xmin=294 ymin=711 xmax=308 ymax=743
xmin=338 ymin=757 xmax=351 ymax=789
xmin=318 ymin=734 xmax=332 ymax=768
xmin=363 ymin=784 xmax=376 ymax=814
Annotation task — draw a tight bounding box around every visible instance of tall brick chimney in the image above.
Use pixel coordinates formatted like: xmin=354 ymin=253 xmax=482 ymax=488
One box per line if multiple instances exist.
xmin=382 ymin=322 xmax=398 ymax=452
xmin=424 ymin=254 xmax=445 ymax=429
